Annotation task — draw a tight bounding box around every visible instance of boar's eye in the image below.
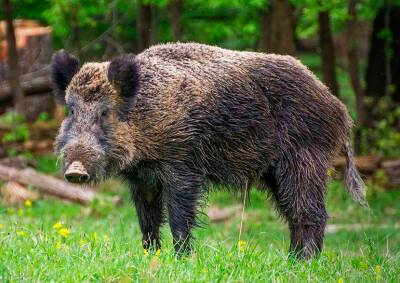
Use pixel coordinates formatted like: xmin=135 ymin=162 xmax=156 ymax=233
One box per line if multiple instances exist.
xmin=99 ymin=109 xmax=110 ymax=121
xmin=101 ymin=110 xmax=109 ymax=117
xmin=68 ymin=107 xmax=75 ymax=116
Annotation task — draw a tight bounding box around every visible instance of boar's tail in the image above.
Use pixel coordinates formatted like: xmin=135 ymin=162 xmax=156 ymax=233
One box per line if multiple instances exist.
xmin=343 ymin=140 xmax=368 ymax=207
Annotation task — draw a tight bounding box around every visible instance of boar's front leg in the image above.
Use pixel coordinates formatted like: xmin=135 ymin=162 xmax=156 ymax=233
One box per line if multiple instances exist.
xmin=163 ymin=166 xmax=204 ymax=256
xmin=128 ymin=176 xmax=164 ymax=252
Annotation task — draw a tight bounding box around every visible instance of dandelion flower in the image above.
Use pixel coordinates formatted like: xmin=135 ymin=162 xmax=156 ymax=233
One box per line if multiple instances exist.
xmin=80 ymin=239 xmax=88 ymax=247
xmin=374 ymin=265 xmax=382 ymax=280
xmin=143 ymin=249 xmax=149 ymax=257
xmin=55 ymin=241 xmax=69 ymax=251
xmin=16 ymin=231 xmax=26 ymax=237
xmin=53 ymin=222 xmax=63 ymax=230
xmin=92 ymin=232 xmax=98 ymax=242
xmin=55 ymin=241 xmax=62 ymax=250
xmin=58 ymin=228 xmax=70 ymax=238
xmin=359 ymin=260 xmax=368 ymax=271
xmin=155 ymin=249 xmax=161 ymax=256
xmin=238 ymin=240 xmax=246 ymax=252
xmin=24 ymin=199 xmax=32 ymax=207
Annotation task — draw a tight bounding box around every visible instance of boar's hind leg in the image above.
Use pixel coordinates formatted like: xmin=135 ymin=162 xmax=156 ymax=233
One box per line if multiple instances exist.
xmin=163 ymin=166 xmax=204 ymax=256
xmin=129 ymin=177 xmax=163 ymax=251
xmin=264 ymin=149 xmax=328 ymax=260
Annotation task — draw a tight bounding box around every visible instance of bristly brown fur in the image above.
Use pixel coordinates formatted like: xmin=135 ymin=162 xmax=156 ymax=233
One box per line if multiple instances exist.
xmin=52 ymin=42 xmax=366 ymax=260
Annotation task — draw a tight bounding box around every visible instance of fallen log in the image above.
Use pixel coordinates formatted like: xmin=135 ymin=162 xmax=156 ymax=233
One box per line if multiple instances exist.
xmin=0 ymin=164 xmax=97 ymax=204
xmin=208 ymin=204 xmax=243 ymax=222
xmin=381 ymin=159 xmax=400 ymax=188
xmin=333 ymin=155 xmax=400 ymax=189
xmin=0 ymin=155 xmax=37 ymax=169
xmin=1 ymin=181 xmax=38 ymax=205
xmin=333 ymin=155 xmax=382 ymax=174
xmin=0 ymin=75 xmax=52 ymax=102
xmin=0 ymin=140 xmax=54 ymax=158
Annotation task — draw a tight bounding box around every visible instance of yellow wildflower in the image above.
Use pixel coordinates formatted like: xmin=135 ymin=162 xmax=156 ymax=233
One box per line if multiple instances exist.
xmin=58 ymin=228 xmax=70 ymax=238
xmin=155 ymin=249 xmax=161 ymax=256
xmin=56 ymin=241 xmax=69 ymax=251
xmin=55 ymin=241 xmax=62 ymax=250
xmin=337 ymin=278 xmax=344 ymax=283
xmin=238 ymin=240 xmax=246 ymax=252
xmin=0 ymin=224 xmax=3 ymax=229
xmin=143 ymin=249 xmax=149 ymax=257
xmin=24 ymin=199 xmax=32 ymax=207
xmin=359 ymin=260 xmax=368 ymax=271
xmin=93 ymin=232 xmax=98 ymax=242
xmin=374 ymin=265 xmax=382 ymax=280
xmin=80 ymin=239 xmax=89 ymax=247
xmin=53 ymin=222 xmax=63 ymax=230
xmin=16 ymin=231 xmax=26 ymax=237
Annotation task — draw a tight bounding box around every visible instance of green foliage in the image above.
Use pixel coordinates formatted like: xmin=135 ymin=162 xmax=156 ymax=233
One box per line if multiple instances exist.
xmin=3 ymin=0 xmax=397 ymax=56
xmin=37 ymin=112 xmax=50 ymax=122
xmin=0 ymin=112 xmax=30 ymax=144
xmin=42 ymin=0 xmax=115 ymax=57
xmin=0 ymin=0 xmax=50 ymax=22
xmin=35 ymin=154 xmax=59 ymax=175
xmin=363 ymin=98 xmax=400 ymax=157
xmin=294 ymin=0 xmax=349 ymax=39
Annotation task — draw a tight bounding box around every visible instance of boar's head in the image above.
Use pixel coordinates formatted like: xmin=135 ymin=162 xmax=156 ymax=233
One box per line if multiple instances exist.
xmin=51 ymin=50 xmax=140 ymax=184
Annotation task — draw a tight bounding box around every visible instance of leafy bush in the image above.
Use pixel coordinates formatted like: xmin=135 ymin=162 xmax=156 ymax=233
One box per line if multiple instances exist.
xmin=364 ymin=98 xmax=400 ymax=157
xmin=0 ymin=112 xmax=30 ymax=144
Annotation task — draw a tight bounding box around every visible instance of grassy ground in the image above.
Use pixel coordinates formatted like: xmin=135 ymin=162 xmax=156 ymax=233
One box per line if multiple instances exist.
xmin=1 ymin=173 xmax=399 ymax=282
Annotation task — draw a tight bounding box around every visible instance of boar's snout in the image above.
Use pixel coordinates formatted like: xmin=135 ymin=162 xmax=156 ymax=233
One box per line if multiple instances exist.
xmin=64 ymin=161 xmax=90 ymax=183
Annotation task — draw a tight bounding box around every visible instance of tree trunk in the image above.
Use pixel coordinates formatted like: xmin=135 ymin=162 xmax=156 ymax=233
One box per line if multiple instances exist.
xmin=366 ymin=6 xmax=400 ymax=103
xmin=318 ymin=10 xmax=340 ymax=97
xmin=365 ymin=5 xmax=400 ymax=140
xmin=346 ymin=0 xmax=365 ymax=155
xmin=260 ymin=0 xmax=296 ymax=55
xmin=0 ymin=75 xmax=51 ymax=102
xmin=137 ymin=0 xmax=153 ymax=51
xmin=259 ymin=9 xmax=269 ymax=52
xmin=2 ymin=0 xmax=25 ymax=116
xmin=168 ymin=0 xmax=183 ymax=41
xmin=150 ymin=4 xmax=158 ymax=45
xmin=71 ymin=7 xmax=81 ymax=60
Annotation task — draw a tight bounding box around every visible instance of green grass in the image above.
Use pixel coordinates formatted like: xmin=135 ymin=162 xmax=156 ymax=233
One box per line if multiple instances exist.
xmin=1 ymin=177 xmax=399 ymax=282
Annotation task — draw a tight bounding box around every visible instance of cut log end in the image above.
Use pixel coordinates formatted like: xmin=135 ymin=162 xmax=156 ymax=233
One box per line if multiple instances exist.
xmin=1 ymin=181 xmax=38 ymax=205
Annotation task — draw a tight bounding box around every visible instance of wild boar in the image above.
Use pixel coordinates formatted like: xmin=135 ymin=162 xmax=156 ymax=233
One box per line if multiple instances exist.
xmin=51 ymin=42 xmax=366 ymax=259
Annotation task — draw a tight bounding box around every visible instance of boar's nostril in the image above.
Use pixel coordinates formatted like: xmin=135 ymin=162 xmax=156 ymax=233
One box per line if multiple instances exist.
xmin=65 ymin=172 xmax=90 ymax=183
xmin=64 ymin=161 xmax=90 ymax=184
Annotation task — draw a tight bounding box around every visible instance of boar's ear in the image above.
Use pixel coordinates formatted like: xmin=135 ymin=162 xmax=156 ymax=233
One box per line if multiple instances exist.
xmin=107 ymin=54 xmax=139 ymax=99
xmin=51 ymin=50 xmax=80 ymax=104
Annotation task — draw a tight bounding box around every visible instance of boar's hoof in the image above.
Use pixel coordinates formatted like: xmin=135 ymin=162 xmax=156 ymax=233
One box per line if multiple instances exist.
xmin=64 ymin=161 xmax=90 ymax=183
